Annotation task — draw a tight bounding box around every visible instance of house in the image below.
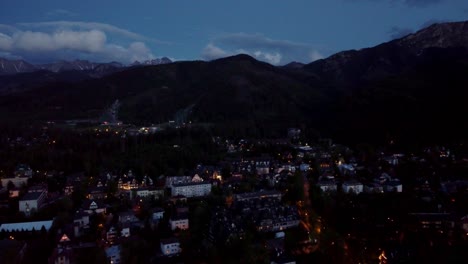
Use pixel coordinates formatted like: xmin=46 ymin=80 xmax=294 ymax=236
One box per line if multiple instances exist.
xmin=133 ymin=187 xmax=164 ymax=199
xmin=106 ymin=245 xmax=121 ymax=264
xmin=119 ymin=211 xmax=139 ymax=224
xmin=48 ymin=234 xmax=74 ymax=264
xmin=152 ymin=208 xmax=165 ymax=221
xmin=82 ymin=200 xmax=106 ymax=214
xmin=171 ymin=182 xmax=211 ymax=198
xmin=299 ymin=163 xmax=310 ymax=172
xmin=165 ymin=175 xmax=192 ymax=188
xmin=121 ymin=223 xmax=131 ymax=238
xmin=169 ymin=213 xmax=189 ymax=231
xmin=384 ymin=180 xmax=403 ymax=193
xmin=9 ymin=187 xmax=20 ymax=198
xmin=73 ymin=210 xmax=90 ymax=237
xmin=317 ymin=179 xmax=337 ymax=192
xmin=106 ymin=226 xmax=119 ymax=244
xmin=342 ymin=181 xmax=363 ymax=194
xmin=86 ymin=186 xmax=107 ymax=200
xmin=364 ymin=183 xmax=384 ymax=193
xmin=19 ymin=191 xmax=46 ymax=215
xmin=1 ymin=175 xmax=29 ymax=188
xmin=14 ymin=164 xmax=33 ymax=178
xmin=160 ymin=237 xmax=181 ymax=256
xmin=73 ymin=210 xmax=90 ymax=228
xmin=235 ymin=190 xmax=282 ymax=202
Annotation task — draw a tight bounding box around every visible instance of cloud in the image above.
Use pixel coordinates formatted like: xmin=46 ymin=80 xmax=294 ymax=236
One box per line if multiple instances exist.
xmin=201 ymin=43 xmax=229 ymax=60
xmin=0 ymin=23 xmax=157 ymax=63
xmin=201 ymin=33 xmax=323 ymax=65
xmin=18 ymin=21 xmax=169 ymax=44
xmin=388 ymin=26 xmax=414 ymax=40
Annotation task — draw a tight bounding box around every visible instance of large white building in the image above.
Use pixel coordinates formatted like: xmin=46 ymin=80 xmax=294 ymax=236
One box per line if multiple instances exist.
xmin=160 ymin=238 xmax=181 ymax=256
xmin=171 ymin=182 xmax=211 ymax=198
xmin=19 ymin=191 xmax=46 ymax=216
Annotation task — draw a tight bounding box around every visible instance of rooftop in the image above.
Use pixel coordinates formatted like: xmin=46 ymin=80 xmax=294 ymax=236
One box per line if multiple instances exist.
xmin=20 ymin=191 xmax=44 ymax=201
xmin=160 ymin=237 xmax=180 ymax=245
xmin=0 ymin=220 xmax=53 ymax=232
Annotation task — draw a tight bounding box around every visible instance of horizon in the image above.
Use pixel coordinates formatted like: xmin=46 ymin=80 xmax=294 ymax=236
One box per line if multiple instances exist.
xmin=1 ymin=1 xmax=467 ymax=65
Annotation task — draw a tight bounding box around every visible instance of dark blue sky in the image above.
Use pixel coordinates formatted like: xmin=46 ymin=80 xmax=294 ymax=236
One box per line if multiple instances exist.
xmin=0 ymin=0 xmax=467 ymax=65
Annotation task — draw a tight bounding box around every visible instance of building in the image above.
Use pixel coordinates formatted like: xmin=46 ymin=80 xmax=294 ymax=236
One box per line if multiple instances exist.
xmin=1 ymin=175 xmax=29 ymax=188
xmin=82 ymin=200 xmax=106 ymax=214
xmin=342 ymin=181 xmax=363 ymax=194
xmin=106 ymin=245 xmax=121 ymax=264
xmin=160 ymin=238 xmax=181 ymax=256
xmin=317 ymin=180 xmax=337 ymax=192
xmin=234 ymin=190 xmax=282 ymax=202
xmin=0 ymin=220 xmax=54 ymax=232
xmin=169 ymin=213 xmax=189 ymax=231
xmin=19 ymin=191 xmax=46 ymax=215
xmin=364 ymin=183 xmax=384 ymax=193
xmin=87 ymin=187 xmax=107 ymax=200
xmin=299 ymin=163 xmax=310 ymax=172
xmin=171 ymin=182 xmax=211 ymax=198
xmin=152 ymin=208 xmax=165 ymax=221
xmin=133 ymin=187 xmax=164 ymax=199
xmin=14 ymin=164 xmax=33 ymax=178
xmin=384 ymin=180 xmax=403 ymax=193
xmin=165 ymin=175 xmax=192 ymax=188
xmin=48 ymin=234 xmax=74 ymax=264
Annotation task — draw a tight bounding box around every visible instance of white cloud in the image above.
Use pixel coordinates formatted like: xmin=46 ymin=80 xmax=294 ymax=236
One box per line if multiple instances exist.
xmin=253 ymin=51 xmax=282 ymax=65
xmin=201 ymin=43 xmax=229 ymax=60
xmin=0 ymin=33 xmax=13 ymax=51
xmin=18 ymin=21 xmax=168 ymax=44
xmin=201 ymin=33 xmax=323 ymax=65
xmin=12 ymin=30 xmax=106 ymax=53
xmin=0 ymin=22 xmax=158 ymax=63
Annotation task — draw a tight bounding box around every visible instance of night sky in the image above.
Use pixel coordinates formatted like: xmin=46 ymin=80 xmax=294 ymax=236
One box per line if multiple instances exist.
xmin=0 ymin=0 xmax=467 ymax=65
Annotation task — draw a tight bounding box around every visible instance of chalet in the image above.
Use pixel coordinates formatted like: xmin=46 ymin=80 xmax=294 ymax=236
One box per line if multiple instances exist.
xmin=48 ymin=234 xmax=74 ymax=264
xmin=82 ymin=200 xmax=106 ymax=214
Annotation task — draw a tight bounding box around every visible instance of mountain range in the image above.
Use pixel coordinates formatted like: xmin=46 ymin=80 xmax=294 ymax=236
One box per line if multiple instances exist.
xmin=1 ymin=21 xmax=468 ymax=145
xmin=0 ymin=57 xmax=173 ymax=75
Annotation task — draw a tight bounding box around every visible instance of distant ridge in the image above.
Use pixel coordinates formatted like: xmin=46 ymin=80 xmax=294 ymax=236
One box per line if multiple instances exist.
xmin=0 ymin=57 xmax=173 ymax=76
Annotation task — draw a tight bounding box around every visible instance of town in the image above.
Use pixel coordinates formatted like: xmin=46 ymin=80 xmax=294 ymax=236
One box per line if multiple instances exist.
xmin=0 ymin=124 xmax=466 ymax=263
